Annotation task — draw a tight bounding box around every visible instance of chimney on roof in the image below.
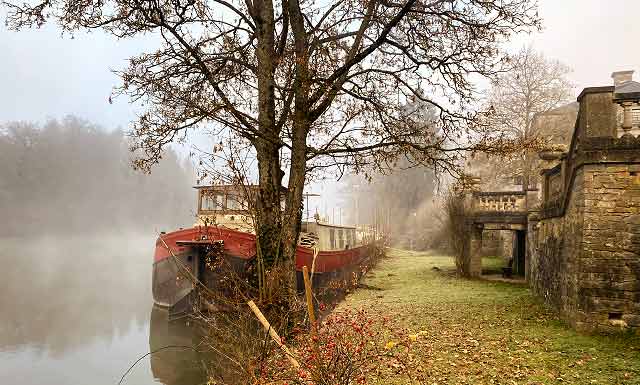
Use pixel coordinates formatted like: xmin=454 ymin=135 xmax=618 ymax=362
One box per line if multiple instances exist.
xmin=611 ymin=70 xmax=635 ymax=86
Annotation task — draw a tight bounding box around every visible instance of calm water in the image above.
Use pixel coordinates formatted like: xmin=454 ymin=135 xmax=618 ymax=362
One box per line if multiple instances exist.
xmin=0 ymin=234 xmax=207 ymax=385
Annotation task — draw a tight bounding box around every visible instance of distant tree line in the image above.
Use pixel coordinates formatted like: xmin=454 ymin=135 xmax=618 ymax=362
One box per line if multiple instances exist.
xmin=0 ymin=116 xmax=195 ymax=237
xmin=340 ymin=160 xmax=439 ymax=249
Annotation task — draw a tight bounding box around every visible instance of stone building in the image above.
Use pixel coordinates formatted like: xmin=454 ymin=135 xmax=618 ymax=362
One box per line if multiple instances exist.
xmin=466 ymin=99 xmax=579 ymax=261
xmin=527 ymin=71 xmax=640 ymax=332
xmin=530 ymin=102 xmax=579 ymax=152
xmin=463 ymin=70 xmax=640 ymax=332
xmin=468 ymin=102 xmax=578 ymax=193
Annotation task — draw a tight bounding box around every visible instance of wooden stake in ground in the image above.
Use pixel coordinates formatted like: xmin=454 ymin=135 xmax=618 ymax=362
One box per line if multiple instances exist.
xmin=302 ymin=265 xmax=316 ymax=326
xmin=247 ymin=300 xmax=300 ymax=368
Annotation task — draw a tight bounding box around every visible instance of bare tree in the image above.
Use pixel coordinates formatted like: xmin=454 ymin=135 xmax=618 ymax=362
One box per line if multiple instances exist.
xmin=4 ymin=0 xmax=540 ymax=303
xmin=481 ymin=46 xmax=573 ymax=190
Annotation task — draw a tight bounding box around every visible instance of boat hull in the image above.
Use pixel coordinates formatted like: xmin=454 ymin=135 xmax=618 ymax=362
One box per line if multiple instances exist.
xmin=152 ymin=226 xmax=370 ymax=310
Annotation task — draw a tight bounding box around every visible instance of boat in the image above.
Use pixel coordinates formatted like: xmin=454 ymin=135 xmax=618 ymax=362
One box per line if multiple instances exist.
xmin=152 ymin=185 xmax=374 ymax=315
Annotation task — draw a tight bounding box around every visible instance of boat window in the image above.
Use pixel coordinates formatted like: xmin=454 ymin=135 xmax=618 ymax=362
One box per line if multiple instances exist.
xmin=346 ymin=229 xmax=353 ymax=248
xmin=329 ymin=228 xmax=335 ymax=249
xmin=226 ymin=195 xmax=245 ymax=210
xmin=201 ymin=192 xmax=223 ymax=211
xmin=338 ymin=229 xmax=344 ymax=249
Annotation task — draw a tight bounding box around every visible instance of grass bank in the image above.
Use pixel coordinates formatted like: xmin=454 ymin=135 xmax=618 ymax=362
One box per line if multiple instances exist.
xmin=336 ymin=249 xmax=640 ymax=385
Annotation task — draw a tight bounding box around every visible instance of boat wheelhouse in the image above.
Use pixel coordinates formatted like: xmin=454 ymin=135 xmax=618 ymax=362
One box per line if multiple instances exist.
xmin=194 ymin=184 xmax=286 ymax=233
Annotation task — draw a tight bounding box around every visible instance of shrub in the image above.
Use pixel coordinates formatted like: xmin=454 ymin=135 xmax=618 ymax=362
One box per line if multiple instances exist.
xmin=196 ymin=243 xmax=391 ymax=385
xmin=252 ymin=308 xmax=426 ymax=385
xmin=444 ymin=188 xmax=472 ymax=277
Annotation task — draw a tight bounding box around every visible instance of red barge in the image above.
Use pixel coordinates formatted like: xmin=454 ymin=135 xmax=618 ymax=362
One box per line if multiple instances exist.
xmin=152 ymin=185 xmax=373 ymax=314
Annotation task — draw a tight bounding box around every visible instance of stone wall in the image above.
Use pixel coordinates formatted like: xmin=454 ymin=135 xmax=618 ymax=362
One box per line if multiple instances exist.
xmin=530 ymin=163 xmax=640 ymax=332
xmin=528 ymin=85 xmax=640 ymax=332
xmin=578 ymin=163 xmax=640 ymax=330
xmin=528 ymin=167 xmax=585 ymax=325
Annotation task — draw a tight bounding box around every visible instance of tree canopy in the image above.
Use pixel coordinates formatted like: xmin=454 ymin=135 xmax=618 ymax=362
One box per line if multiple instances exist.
xmin=4 ymin=0 xmax=542 ymax=302
xmin=473 ymin=46 xmax=574 ymax=190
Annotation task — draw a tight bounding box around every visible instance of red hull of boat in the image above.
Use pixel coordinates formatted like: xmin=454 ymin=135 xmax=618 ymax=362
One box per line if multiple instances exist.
xmin=152 ymin=226 xmax=369 ymax=308
xmin=153 ymin=226 xmax=367 ymax=273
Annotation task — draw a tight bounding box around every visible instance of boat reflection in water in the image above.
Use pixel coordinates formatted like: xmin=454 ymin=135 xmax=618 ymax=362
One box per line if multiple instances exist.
xmin=0 ymin=234 xmax=203 ymax=385
xmin=149 ymin=306 xmax=207 ymax=385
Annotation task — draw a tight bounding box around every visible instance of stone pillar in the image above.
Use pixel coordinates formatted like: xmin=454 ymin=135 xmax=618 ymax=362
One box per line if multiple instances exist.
xmin=469 ymin=225 xmax=483 ymax=277
xmin=560 ymin=156 xmax=567 ymax=190
xmin=621 ymin=101 xmax=635 ymax=136
xmin=525 ymin=212 xmax=539 ymax=283
xmin=540 ymin=170 xmax=550 ymax=204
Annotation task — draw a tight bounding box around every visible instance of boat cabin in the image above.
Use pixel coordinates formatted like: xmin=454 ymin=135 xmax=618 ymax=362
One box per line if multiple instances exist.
xmin=195 ymin=185 xmax=360 ymax=251
xmin=195 ymin=185 xmax=270 ymax=232
xmin=300 ymin=221 xmax=358 ymax=251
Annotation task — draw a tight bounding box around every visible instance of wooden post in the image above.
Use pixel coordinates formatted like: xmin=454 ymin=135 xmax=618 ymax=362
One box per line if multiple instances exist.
xmin=302 ymin=266 xmax=316 ymax=326
xmin=247 ymin=300 xmax=300 ymax=368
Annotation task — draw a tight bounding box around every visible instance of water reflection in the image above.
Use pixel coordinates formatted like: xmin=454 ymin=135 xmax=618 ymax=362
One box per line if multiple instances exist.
xmin=0 ymin=234 xmax=151 ymax=355
xmin=149 ymin=306 xmax=207 ymax=385
xmin=0 ymin=234 xmax=206 ymax=385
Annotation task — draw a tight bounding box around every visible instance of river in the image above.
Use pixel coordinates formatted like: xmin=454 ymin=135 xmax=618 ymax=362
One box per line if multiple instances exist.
xmin=0 ymin=234 xmax=207 ymax=385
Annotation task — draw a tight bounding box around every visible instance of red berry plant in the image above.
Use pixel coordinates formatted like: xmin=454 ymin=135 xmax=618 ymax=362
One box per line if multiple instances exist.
xmin=254 ymin=308 xmax=426 ymax=385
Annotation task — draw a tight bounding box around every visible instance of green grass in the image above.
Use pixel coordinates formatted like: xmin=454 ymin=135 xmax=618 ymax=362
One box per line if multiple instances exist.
xmin=337 ymin=249 xmax=640 ymax=385
xmin=482 ymin=256 xmax=508 ymax=274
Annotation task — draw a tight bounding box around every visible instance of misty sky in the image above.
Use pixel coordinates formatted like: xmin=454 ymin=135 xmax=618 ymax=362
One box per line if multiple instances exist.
xmin=2 ymin=1 xmax=639 ymax=129
xmin=2 ymin=0 xmax=639 ymax=221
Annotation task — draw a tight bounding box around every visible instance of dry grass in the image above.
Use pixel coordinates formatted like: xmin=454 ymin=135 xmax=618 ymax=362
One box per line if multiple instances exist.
xmin=335 ymin=248 xmax=640 ymax=385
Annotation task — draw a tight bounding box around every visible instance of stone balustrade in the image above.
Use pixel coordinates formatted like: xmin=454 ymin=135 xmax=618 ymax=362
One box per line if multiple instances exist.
xmin=614 ymin=76 xmax=640 ymax=138
xmin=616 ymin=102 xmax=640 ymax=136
xmin=472 ymin=191 xmax=527 ymax=213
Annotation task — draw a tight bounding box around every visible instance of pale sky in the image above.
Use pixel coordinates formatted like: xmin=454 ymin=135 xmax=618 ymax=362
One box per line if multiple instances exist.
xmin=2 ymin=1 xmax=639 ymax=129
xmin=519 ymin=0 xmax=640 ymax=91
xmin=1 ymin=0 xmax=639 ymax=221
xmin=0 ymin=16 xmax=149 ymax=129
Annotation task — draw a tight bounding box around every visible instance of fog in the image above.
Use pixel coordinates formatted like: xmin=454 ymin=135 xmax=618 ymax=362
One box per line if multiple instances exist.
xmin=0 ymin=231 xmax=205 ymax=385
xmin=1 ymin=1 xmax=639 ymax=382
xmin=0 ymin=234 xmax=152 ymax=355
xmin=338 ymin=163 xmax=441 ymax=249
xmin=0 ymin=116 xmax=196 ymax=237
xmin=0 ymin=115 xmax=196 ymax=342
xmin=0 ymin=116 xmax=199 ymax=384
xmin=3 ymin=1 xmax=640 ymax=220
xmin=0 ymin=117 xmax=195 ymax=355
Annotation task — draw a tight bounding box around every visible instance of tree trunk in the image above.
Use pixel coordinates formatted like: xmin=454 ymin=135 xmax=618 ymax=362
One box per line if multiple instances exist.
xmin=281 ymin=119 xmax=308 ymax=294
xmin=255 ymin=141 xmax=284 ymax=269
xmin=252 ymin=0 xmax=287 ymax=297
xmin=280 ymin=0 xmax=310 ymax=297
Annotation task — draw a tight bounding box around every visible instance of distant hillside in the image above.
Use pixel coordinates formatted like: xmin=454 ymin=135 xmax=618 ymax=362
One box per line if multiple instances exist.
xmin=0 ymin=116 xmax=196 ymax=237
